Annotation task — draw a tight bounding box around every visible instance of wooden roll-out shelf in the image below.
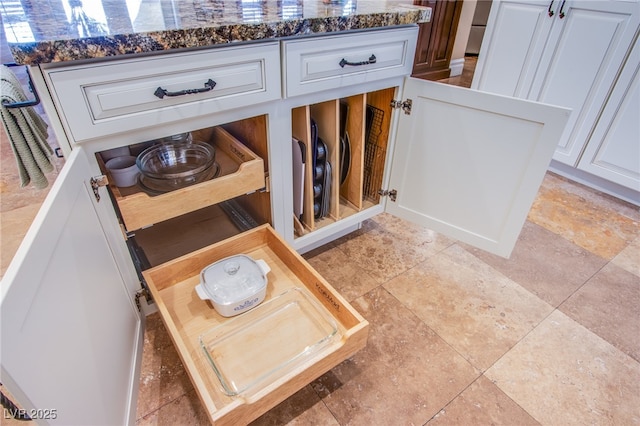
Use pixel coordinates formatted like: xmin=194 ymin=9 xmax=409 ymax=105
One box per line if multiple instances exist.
xmin=143 ymin=225 xmax=369 ymax=425
xmin=101 ymin=126 xmax=265 ymax=231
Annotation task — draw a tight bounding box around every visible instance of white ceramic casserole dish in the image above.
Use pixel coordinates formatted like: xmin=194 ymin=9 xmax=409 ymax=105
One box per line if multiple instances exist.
xmin=195 ymin=254 xmax=270 ymax=317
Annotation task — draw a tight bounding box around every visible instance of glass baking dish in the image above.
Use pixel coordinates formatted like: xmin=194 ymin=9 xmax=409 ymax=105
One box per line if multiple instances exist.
xmin=199 ymin=287 xmax=340 ymax=396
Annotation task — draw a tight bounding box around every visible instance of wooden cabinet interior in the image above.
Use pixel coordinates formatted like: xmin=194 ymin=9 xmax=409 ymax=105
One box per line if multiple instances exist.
xmin=97 ymin=115 xmax=272 ymax=268
xmin=131 ymin=201 xmax=268 ymax=268
xmin=292 ymin=87 xmax=395 ymax=238
xmin=217 ymin=117 xmax=272 ymax=227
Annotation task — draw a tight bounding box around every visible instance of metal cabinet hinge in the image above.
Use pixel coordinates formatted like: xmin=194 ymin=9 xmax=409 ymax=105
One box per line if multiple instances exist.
xmin=378 ymin=189 xmax=397 ymax=202
xmin=261 ymin=173 xmax=270 ymax=193
xmin=391 ymin=99 xmax=412 ymax=115
xmin=134 ymin=288 xmax=152 ymax=312
xmin=90 ymin=175 xmax=108 ymax=202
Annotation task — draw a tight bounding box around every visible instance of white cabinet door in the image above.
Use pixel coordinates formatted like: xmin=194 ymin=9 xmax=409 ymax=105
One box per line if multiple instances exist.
xmin=529 ymin=0 xmax=639 ymax=166
xmin=578 ymin=39 xmax=640 ymax=193
xmin=0 ymin=148 xmax=143 ymax=425
xmin=471 ymin=0 xmax=555 ymax=97
xmin=386 ymin=78 xmax=570 ymax=258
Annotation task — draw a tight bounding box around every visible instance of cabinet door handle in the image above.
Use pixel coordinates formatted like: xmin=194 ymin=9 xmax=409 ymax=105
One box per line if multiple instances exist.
xmin=154 ymin=78 xmax=216 ymax=99
xmin=547 ymin=0 xmax=555 ymax=17
xmin=558 ymin=0 xmax=566 ymax=19
xmin=339 ymin=54 xmax=377 ymax=68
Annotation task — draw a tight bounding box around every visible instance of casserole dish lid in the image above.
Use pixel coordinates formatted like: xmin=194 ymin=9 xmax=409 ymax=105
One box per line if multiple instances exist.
xmin=197 ymin=255 xmax=269 ymax=305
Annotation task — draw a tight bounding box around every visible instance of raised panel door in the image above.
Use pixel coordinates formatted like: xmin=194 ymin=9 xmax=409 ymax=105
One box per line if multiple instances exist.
xmin=529 ymin=0 xmax=639 ymax=166
xmin=386 ymin=78 xmax=570 ymax=258
xmin=578 ymin=39 xmax=640 ymax=194
xmin=471 ymin=0 xmax=555 ymax=97
xmin=0 ymin=148 xmax=143 ymax=425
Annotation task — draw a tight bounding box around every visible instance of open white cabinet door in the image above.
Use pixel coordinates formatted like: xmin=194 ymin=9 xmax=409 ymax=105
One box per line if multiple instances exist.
xmin=386 ymin=78 xmax=570 ymax=258
xmin=1 ymin=148 xmax=143 ymax=425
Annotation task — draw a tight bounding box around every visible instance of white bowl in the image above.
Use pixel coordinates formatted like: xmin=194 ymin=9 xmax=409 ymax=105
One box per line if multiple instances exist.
xmin=105 ymin=156 xmax=139 ymax=187
xmin=101 ymin=146 xmax=130 ymax=161
xmin=195 ymin=255 xmax=270 ymax=317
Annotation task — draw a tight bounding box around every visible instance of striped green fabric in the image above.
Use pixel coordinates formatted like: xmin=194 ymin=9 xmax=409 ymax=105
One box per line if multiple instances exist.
xmin=1 ymin=65 xmax=53 ymax=189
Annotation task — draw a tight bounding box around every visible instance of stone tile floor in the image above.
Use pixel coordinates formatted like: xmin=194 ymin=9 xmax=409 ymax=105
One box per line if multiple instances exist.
xmin=131 ymin=174 xmax=639 ymax=425
xmin=1 ymin=55 xmax=638 ymax=425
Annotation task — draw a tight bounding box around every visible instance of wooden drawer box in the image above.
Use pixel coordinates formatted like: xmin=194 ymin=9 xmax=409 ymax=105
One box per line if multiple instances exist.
xmin=102 ymin=126 xmax=265 ymax=231
xmin=142 ymin=225 xmax=369 ymax=425
xmin=282 ymin=26 xmax=418 ymax=98
xmin=46 ymin=43 xmax=281 ymax=141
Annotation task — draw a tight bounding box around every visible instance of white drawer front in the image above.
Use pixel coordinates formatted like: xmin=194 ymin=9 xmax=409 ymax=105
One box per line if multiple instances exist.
xmin=283 ymin=27 xmax=418 ymax=97
xmin=47 ymin=43 xmax=281 ymax=141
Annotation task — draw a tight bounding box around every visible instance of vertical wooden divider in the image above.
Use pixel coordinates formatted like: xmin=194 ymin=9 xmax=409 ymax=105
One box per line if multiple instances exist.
xmin=290 ymin=88 xmax=397 ymax=235
xmin=363 ymin=88 xmax=395 ymax=204
xmin=310 ymin=100 xmax=340 ymax=222
xmin=292 ymin=106 xmax=315 ymax=232
xmin=340 ymin=94 xmax=366 ymax=210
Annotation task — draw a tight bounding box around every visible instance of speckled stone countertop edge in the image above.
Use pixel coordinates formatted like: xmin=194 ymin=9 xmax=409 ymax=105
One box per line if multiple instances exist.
xmin=8 ymin=10 xmax=429 ymax=65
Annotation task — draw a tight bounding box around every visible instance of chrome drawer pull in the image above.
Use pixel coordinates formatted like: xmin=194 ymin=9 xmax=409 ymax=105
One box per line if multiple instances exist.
xmin=154 ymin=78 xmax=216 ymax=99
xmin=339 ymin=54 xmax=377 ymax=68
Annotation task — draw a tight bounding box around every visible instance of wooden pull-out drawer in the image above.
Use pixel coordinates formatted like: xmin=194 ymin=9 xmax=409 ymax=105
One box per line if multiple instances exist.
xmin=142 ymin=225 xmax=369 ymax=425
xmin=102 ymin=126 xmax=265 ymax=231
xmin=282 ymin=26 xmax=418 ymax=98
xmin=46 ymin=43 xmax=280 ymax=141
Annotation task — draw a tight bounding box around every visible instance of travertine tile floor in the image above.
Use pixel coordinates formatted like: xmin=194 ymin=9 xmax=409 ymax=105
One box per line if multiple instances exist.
xmin=132 ymin=175 xmax=639 ymax=425
xmin=1 ymin=54 xmax=639 ymax=425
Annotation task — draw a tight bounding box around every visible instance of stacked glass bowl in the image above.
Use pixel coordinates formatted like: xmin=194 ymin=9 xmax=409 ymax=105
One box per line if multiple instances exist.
xmin=136 ymin=133 xmax=219 ymax=194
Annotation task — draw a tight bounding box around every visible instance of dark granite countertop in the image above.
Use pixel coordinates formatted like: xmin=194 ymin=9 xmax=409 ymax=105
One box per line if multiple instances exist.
xmin=1 ymin=0 xmax=430 ymax=65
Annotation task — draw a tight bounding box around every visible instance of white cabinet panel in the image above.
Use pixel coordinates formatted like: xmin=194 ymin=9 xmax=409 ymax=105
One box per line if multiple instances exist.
xmin=531 ymin=0 xmax=639 ymax=165
xmin=473 ymin=0 xmax=640 ymax=200
xmin=471 ymin=0 xmax=554 ymax=97
xmin=578 ymin=40 xmax=640 ymax=193
xmin=47 ymin=43 xmax=281 ymax=142
xmin=283 ymin=27 xmax=417 ymax=98
xmin=386 ymin=79 xmax=570 ymax=258
xmin=0 ymin=148 xmax=143 ymax=425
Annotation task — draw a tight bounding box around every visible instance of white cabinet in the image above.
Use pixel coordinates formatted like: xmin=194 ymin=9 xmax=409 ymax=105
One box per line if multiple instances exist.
xmin=286 ymin=76 xmax=568 ymax=257
xmin=386 ymin=78 xmax=567 ymax=257
xmin=0 ymin=148 xmax=144 ymax=425
xmin=577 ymin=37 xmax=640 ymax=191
xmin=470 ymin=0 xmax=555 ymax=97
xmin=282 ymin=27 xmax=416 ymax=97
xmin=46 ymin=43 xmax=282 ymax=142
xmin=1 ymin=26 xmax=570 ymax=425
xmin=528 ymin=0 xmax=639 ymax=166
xmin=473 ymin=0 xmax=639 ymax=195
